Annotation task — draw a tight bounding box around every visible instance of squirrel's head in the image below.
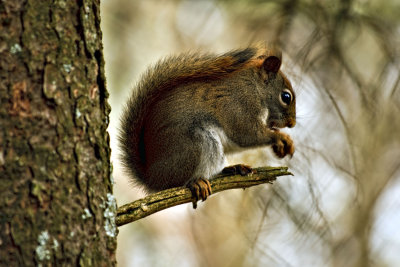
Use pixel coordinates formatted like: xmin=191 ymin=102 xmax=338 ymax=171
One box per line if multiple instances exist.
xmin=255 ymin=51 xmax=296 ymax=131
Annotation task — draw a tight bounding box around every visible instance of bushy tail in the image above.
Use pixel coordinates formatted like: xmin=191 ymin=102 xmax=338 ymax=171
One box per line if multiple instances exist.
xmin=118 ymin=45 xmax=268 ymax=187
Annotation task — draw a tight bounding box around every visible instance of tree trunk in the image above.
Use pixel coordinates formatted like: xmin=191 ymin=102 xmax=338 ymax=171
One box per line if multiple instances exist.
xmin=0 ymin=0 xmax=117 ymax=265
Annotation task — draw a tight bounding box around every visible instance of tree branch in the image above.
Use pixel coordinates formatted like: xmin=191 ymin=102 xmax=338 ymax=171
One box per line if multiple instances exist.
xmin=116 ymin=166 xmax=292 ymax=226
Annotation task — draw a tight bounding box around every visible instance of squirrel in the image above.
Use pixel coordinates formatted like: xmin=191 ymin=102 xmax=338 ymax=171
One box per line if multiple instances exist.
xmin=118 ymin=43 xmax=296 ymax=208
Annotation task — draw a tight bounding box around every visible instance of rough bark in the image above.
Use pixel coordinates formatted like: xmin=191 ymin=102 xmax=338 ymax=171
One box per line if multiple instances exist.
xmin=0 ymin=0 xmax=116 ymax=266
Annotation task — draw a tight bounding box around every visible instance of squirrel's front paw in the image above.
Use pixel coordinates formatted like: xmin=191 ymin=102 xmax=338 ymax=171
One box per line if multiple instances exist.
xmin=272 ymin=132 xmax=294 ymax=158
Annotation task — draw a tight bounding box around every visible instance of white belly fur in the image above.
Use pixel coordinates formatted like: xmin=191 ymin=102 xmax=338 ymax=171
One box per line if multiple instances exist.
xmin=193 ymin=126 xmax=242 ymax=179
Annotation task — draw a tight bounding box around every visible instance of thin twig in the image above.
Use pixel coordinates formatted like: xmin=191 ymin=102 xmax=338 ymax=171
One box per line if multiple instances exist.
xmin=116 ymin=166 xmax=292 ymax=227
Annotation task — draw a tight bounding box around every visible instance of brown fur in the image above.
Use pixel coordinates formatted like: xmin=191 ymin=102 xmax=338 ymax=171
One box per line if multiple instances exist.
xmin=118 ymin=43 xmax=296 ymax=194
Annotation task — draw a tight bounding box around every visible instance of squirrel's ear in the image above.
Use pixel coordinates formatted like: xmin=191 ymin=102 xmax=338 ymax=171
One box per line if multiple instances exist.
xmin=263 ymin=55 xmax=281 ymax=73
xmin=253 ymin=43 xmax=282 ymax=73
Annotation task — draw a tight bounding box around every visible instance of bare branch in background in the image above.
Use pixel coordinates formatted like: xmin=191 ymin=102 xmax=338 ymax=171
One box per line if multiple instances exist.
xmin=105 ymin=0 xmax=400 ymax=265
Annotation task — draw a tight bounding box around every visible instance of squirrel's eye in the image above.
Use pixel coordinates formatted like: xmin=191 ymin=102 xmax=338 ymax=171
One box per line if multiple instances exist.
xmin=279 ymin=89 xmax=292 ymax=106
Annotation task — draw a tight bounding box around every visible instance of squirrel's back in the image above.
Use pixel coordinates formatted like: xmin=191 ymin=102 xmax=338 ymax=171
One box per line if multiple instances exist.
xmin=118 ymin=44 xmax=275 ymax=188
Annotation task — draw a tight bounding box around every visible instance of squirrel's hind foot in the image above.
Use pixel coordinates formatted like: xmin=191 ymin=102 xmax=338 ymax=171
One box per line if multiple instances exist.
xmin=187 ymin=178 xmax=212 ymax=209
xmin=222 ymin=164 xmax=254 ymax=176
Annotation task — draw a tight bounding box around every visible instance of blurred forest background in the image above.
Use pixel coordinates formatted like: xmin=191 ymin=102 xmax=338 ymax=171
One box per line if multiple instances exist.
xmin=101 ymin=0 xmax=400 ymax=266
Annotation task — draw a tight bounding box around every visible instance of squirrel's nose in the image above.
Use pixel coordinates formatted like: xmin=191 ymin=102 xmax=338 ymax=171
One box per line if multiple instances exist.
xmin=287 ymin=119 xmax=296 ymax=128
